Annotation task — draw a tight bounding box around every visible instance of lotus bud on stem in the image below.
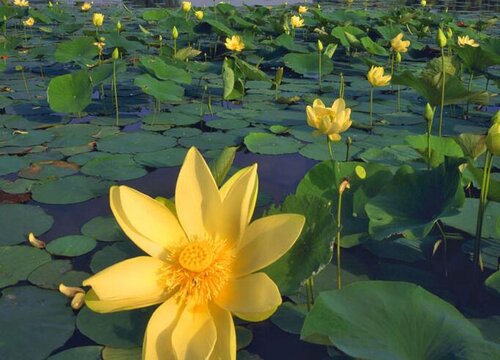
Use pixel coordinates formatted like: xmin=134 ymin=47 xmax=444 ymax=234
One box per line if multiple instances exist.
xmin=172 ymin=26 xmax=178 ymax=57
xmin=424 ymin=103 xmax=435 ymax=169
xmin=112 ymin=48 xmax=120 ymax=126
xmin=317 ymin=39 xmax=323 ymax=90
xmin=336 ymin=178 xmax=350 ymax=289
xmin=16 ymin=65 xmax=31 ymax=99
xmin=436 ymin=28 xmax=447 ymax=137
xmin=274 ymin=66 xmax=283 ymax=100
xmin=339 ymin=72 xmax=345 ymax=99
xmin=345 ymin=136 xmax=352 ymax=161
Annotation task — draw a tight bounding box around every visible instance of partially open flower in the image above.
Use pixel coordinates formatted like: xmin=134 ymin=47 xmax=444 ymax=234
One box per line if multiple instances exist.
xmin=181 ymin=1 xmax=192 ymax=13
xmin=290 ymin=15 xmax=304 ymax=29
xmin=367 ymin=66 xmax=391 ymax=87
xmin=82 ymin=147 xmax=305 ymax=360
xmin=306 ymin=98 xmax=352 ymax=142
xmin=92 ymin=13 xmax=104 ymax=27
xmin=225 ymin=35 xmax=245 ymax=52
xmin=23 ymin=17 xmax=35 ymax=27
xmin=457 ymin=35 xmax=479 ymax=48
xmin=390 ymin=33 xmax=411 ymax=53
xmin=13 ymin=0 xmax=29 ymax=7
xmin=298 ymin=5 xmax=308 ymax=14
xmin=195 ymin=10 xmax=204 ymax=20
xmin=81 ymin=2 xmax=91 ymax=12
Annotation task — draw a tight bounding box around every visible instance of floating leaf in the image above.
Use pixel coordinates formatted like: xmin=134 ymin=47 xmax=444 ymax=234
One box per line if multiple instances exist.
xmin=31 ymin=176 xmax=113 ymax=204
xmin=47 ymin=70 xmax=92 ymax=114
xmin=0 ymin=246 xmax=51 ymax=288
xmin=28 ymin=259 xmax=89 ymax=289
xmin=134 ymin=74 xmax=184 ymax=102
xmin=244 ymin=133 xmax=302 ymax=155
xmin=46 ymin=235 xmax=97 ymax=257
xmin=0 ymin=204 xmax=53 ymax=245
xmin=81 ymin=216 xmax=127 ymax=242
xmin=283 ymin=53 xmax=333 ymax=77
xmin=81 ymin=154 xmax=147 ymax=181
xmin=97 ymin=132 xmax=176 ymax=154
xmin=47 ymin=346 xmax=103 ymax=360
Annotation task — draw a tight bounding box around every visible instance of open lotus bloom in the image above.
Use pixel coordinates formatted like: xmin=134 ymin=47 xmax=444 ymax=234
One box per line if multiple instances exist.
xmin=457 ymin=35 xmax=479 ymax=48
xmin=290 ymin=15 xmax=304 ymax=28
xmin=225 ymin=35 xmax=245 ymax=52
xmin=367 ymin=66 xmax=391 ymax=87
xmin=306 ymin=98 xmax=352 ymax=142
xmin=390 ymin=33 xmax=411 ymax=53
xmin=83 ymin=147 xmax=305 ymax=360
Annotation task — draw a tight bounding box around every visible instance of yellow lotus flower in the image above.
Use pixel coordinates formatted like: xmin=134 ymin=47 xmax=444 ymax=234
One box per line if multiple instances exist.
xmin=420 ymin=0 xmax=426 ymax=7
xmin=23 ymin=17 xmax=35 ymax=27
xmin=181 ymin=1 xmax=192 ymax=12
xmin=13 ymin=0 xmax=29 ymax=7
xmin=83 ymin=147 xmax=305 ymax=360
xmin=225 ymin=35 xmax=245 ymax=52
xmin=298 ymin=5 xmax=308 ymax=14
xmin=390 ymin=33 xmax=411 ymax=53
xmin=92 ymin=13 xmax=104 ymax=27
xmin=306 ymin=98 xmax=352 ymax=142
xmin=195 ymin=10 xmax=204 ymax=20
xmin=81 ymin=2 xmax=91 ymax=12
xmin=486 ymin=123 xmax=500 ymax=156
xmin=290 ymin=15 xmax=304 ymax=29
xmin=367 ymin=66 xmax=391 ymax=87
xmin=457 ymin=35 xmax=479 ymax=48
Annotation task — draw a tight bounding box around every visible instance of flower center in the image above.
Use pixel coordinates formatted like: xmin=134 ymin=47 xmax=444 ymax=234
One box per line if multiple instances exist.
xmin=178 ymin=242 xmax=214 ymax=272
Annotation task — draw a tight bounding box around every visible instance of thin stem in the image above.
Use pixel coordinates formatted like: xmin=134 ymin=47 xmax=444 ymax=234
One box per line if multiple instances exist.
xmin=474 ymin=151 xmax=493 ymax=271
xmin=369 ymin=86 xmax=374 ymax=127
xmin=339 ymin=73 xmax=344 ymax=99
xmin=318 ymin=48 xmax=322 ymax=90
xmin=466 ymin=71 xmax=473 ymax=116
xmin=426 ymin=109 xmax=434 ymax=170
xmin=174 ymin=38 xmax=177 ymax=57
xmin=21 ymin=69 xmax=31 ymax=99
xmin=438 ymin=47 xmax=446 ymax=137
xmin=336 ymin=191 xmax=343 ymax=289
xmin=327 ymin=136 xmax=334 ymax=163
xmin=435 ymin=220 xmax=448 ymax=277
xmin=305 ymin=277 xmax=315 ymax=311
xmin=345 ymin=141 xmax=350 ymax=162
xmin=113 ymin=60 xmax=119 ymax=126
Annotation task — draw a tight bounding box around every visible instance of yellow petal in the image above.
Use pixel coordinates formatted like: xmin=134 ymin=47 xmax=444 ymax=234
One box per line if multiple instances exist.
xmin=110 ymin=186 xmax=186 ymax=259
xmin=306 ymin=106 xmax=317 ymax=128
xmin=143 ymin=297 xmax=183 ymax=360
xmin=312 ymin=98 xmax=326 ymax=108
xmin=218 ymin=164 xmax=258 ymax=242
xmin=232 ymin=214 xmax=305 ymax=276
xmin=215 ymin=273 xmax=282 ymax=320
xmin=175 ymin=147 xmax=221 ymax=240
xmin=208 ymin=304 xmax=236 ymax=360
xmin=84 ymin=288 xmax=168 ymax=313
xmin=233 ymin=307 xmax=277 ymax=322
xmin=330 ymin=98 xmax=345 ymax=113
xmin=83 ymin=256 xmax=167 ymax=307
xmin=328 ymin=133 xmax=342 ymax=142
xmin=172 ymin=303 xmax=217 ymax=360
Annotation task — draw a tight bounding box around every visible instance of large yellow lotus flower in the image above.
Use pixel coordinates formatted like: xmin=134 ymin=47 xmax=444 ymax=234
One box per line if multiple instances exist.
xmin=13 ymin=0 xmax=29 ymax=7
xmin=181 ymin=1 xmax=192 ymax=12
xmin=225 ymin=35 xmax=245 ymax=52
xmin=290 ymin=15 xmax=304 ymax=29
xmin=306 ymin=98 xmax=352 ymax=142
xmin=83 ymin=147 xmax=305 ymax=360
xmin=457 ymin=35 xmax=479 ymax=48
xmin=81 ymin=2 xmax=91 ymax=12
xmin=298 ymin=5 xmax=308 ymax=14
xmin=367 ymin=66 xmax=391 ymax=87
xmin=23 ymin=17 xmax=35 ymax=27
xmin=92 ymin=13 xmax=104 ymax=27
xmin=390 ymin=33 xmax=411 ymax=53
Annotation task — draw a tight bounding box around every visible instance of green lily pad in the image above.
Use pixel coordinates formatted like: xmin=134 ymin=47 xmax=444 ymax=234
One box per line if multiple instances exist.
xmin=302 ymin=281 xmax=500 ymax=359
xmin=244 ymin=133 xmax=302 ymax=155
xmin=90 ymin=242 xmax=143 ymax=274
xmin=18 ymin=160 xmax=79 ymax=180
xmin=0 ymin=286 xmax=75 ymax=360
xmin=179 ymin=132 xmax=240 ymax=151
xmin=81 ymin=154 xmax=147 ymax=181
xmin=46 ymin=235 xmax=97 ymax=257
xmin=134 ymin=74 xmax=184 ymax=102
xmin=0 ymin=155 xmax=30 ymax=176
xmin=28 ymin=259 xmax=89 ymax=289
xmin=0 ymin=204 xmax=54 ymax=245
xmin=366 ymin=159 xmax=465 ymax=240
xmin=31 ymin=176 xmax=113 ymax=204
xmin=0 ymin=246 xmax=51 ymax=288
xmin=47 ymin=70 xmax=92 ymax=114
xmin=97 ymin=132 xmax=176 ymax=154
xmin=134 ymin=147 xmax=187 ymax=168
xmin=102 ymin=347 xmax=141 ymax=360
xmin=485 ymin=271 xmax=500 ymax=298
xmin=47 ymin=346 xmax=103 ymax=360
xmin=81 ymin=216 xmax=127 ymax=242
xmin=283 ymin=53 xmax=333 ymax=77
xmin=139 ymin=56 xmax=192 ymax=84
xmin=54 ymin=36 xmax=97 ymax=65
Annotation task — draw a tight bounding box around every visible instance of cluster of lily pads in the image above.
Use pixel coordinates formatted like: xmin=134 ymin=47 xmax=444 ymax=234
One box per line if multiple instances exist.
xmin=1 ymin=0 xmax=500 ymax=359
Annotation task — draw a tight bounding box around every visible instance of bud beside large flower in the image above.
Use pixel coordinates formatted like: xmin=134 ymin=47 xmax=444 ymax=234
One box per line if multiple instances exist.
xmin=306 ymin=98 xmax=352 ymax=142
xmin=367 ymin=66 xmax=391 ymax=87
xmin=486 ymin=123 xmax=500 ymax=156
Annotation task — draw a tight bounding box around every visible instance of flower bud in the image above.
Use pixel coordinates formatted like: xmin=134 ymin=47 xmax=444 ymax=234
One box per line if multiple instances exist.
xmin=424 ymin=103 xmax=435 ymax=123
xmin=28 ymin=232 xmax=46 ymax=249
xmin=195 ymin=10 xmax=204 ymax=21
xmin=71 ymin=292 xmax=85 ymax=310
xmin=317 ymin=39 xmax=324 ymax=52
xmin=112 ymin=48 xmax=119 ymax=60
xmin=172 ymin=26 xmax=178 ymax=40
xmin=116 ymin=20 xmax=122 ymax=31
xmin=59 ymin=283 xmax=85 ymax=298
xmin=420 ymin=0 xmax=426 ymax=7
xmin=339 ymin=178 xmax=351 ymax=195
xmin=446 ymin=27 xmax=453 ymax=39
xmin=491 ymin=110 xmax=500 ymax=125
xmin=486 ymin=123 xmax=500 ymax=156
xmin=436 ymin=28 xmax=447 ymax=48
xmin=396 ymin=51 xmax=402 ymax=63
xmin=275 ymin=66 xmax=284 ymax=86
xmin=346 ymin=136 xmax=352 ymax=147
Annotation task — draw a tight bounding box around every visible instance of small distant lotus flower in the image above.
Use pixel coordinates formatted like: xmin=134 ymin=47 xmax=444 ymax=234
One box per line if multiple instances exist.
xmin=420 ymin=0 xmax=426 ymax=7
xmin=457 ymin=35 xmax=479 ymax=48
xmin=367 ymin=66 xmax=391 ymax=87
xmin=390 ymin=33 xmax=411 ymax=53
xmin=23 ymin=17 xmax=35 ymax=27
xmin=13 ymin=0 xmax=29 ymax=7
xmin=306 ymin=98 xmax=352 ymax=142
xmin=290 ymin=15 xmax=304 ymax=29
xmin=93 ymin=13 xmax=104 ymax=27
xmin=298 ymin=5 xmax=308 ymax=14
xmin=225 ymin=35 xmax=245 ymax=52
xmin=195 ymin=10 xmax=204 ymax=20
xmin=82 ymin=147 xmax=305 ymax=360
xmin=486 ymin=123 xmax=500 ymax=156
xmin=81 ymin=2 xmax=91 ymax=12
xmin=93 ymin=40 xmax=105 ymax=51
xmin=181 ymin=1 xmax=192 ymax=12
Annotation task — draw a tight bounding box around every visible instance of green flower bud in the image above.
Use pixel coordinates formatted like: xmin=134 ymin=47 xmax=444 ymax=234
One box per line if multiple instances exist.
xmin=112 ymin=48 xmax=119 ymax=60
xmin=436 ymin=28 xmax=447 ymax=48
xmin=15 ymin=65 xmax=23 ymax=71
xmin=172 ymin=26 xmax=178 ymax=40
xmin=275 ymin=67 xmax=284 ymax=86
xmin=317 ymin=39 xmax=324 ymax=52
xmin=446 ymin=27 xmax=453 ymax=39
xmin=491 ymin=110 xmax=500 ymax=125
xmin=422 ymin=25 xmax=430 ymax=33
xmin=116 ymin=20 xmax=122 ymax=31
xmin=424 ymin=103 xmax=435 ymax=123
xmin=396 ymin=51 xmax=402 ymax=63
xmin=486 ymin=123 xmax=500 ymax=156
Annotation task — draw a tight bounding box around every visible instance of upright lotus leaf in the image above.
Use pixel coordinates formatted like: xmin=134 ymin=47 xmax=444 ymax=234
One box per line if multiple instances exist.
xmin=331 ymin=25 xmax=366 ymax=48
xmin=133 ymin=74 xmax=184 ymax=102
xmin=360 ymin=36 xmax=389 ymax=56
xmin=139 ymin=56 xmax=192 ymax=84
xmin=208 ymin=146 xmax=238 ymax=187
xmin=267 ymin=33 xmax=309 ymax=53
xmin=301 ymin=281 xmax=500 ymax=360
xmin=284 ymin=53 xmax=333 ymax=77
xmin=90 ymin=62 xmax=126 ymax=86
xmin=454 ymin=134 xmax=487 ymax=160
xmin=392 ymin=70 xmax=489 ymax=107
xmin=263 ymin=194 xmax=335 ymax=295
xmin=47 ymin=70 xmax=92 ymax=114
xmin=222 ymin=58 xmax=244 ymax=100
xmin=454 ymin=44 xmax=500 ymax=73
xmin=235 ymin=57 xmax=268 ymax=82
xmin=365 ymin=158 xmax=465 ymax=240
xmin=54 ymin=37 xmax=97 ymax=66
xmin=405 ymin=134 xmax=464 ymax=167
xmin=297 ymin=161 xmax=393 ymax=247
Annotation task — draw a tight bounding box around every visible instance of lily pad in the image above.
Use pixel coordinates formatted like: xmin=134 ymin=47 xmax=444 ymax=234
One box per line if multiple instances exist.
xmin=81 ymin=154 xmax=147 ymax=181
xmin=0 ymin=204 xmax=54 ymax=245
xmin=0 ymin=246 xmax=51 ymax=288
xmin=46 ymin=235 xmax=97 ymax=257
xmin=48 ymin=346 xmax=103 ymax=360
xmin=244 ymin=133 xmax=302 ymax=155
xmin=134 ymin=74 xmax=184 ymax=102
xmin=31 ymin=176 xmax=113 ymax=204
xmin=28 ymin=259 xmax=89 ymax=289
xmin=81 ymin=216 xmax=127 ymax=242
xmin=0 ymin=155 xmax=30 ymax=176
xmin=47 ymin=70 xmax=92 ymax=114
xmin=97 ymin=132 xmax=176 ymax=154
xmin=283 ymin=53 xmax=333 ymax=77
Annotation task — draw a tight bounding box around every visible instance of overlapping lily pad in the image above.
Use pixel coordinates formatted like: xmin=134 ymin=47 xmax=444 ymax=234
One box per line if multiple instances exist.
xmin=0 ymin=204 xmax=53 ymax=245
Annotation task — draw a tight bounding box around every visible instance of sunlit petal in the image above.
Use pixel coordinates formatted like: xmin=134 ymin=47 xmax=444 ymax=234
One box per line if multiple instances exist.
xmin=313 ymin=98 xmax=326 ymax=108
xmin=208 ymin=304 xmax=236 ymax=360
xmin=84 ymin=289 xmax=168 ymax=313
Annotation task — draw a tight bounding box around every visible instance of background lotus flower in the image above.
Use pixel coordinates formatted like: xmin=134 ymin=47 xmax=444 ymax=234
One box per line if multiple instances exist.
xmin=457 ymin=35 xmax=479 ymax=48
xmin=298 ymin=6 xmax=308 ymax=14
xmin=83 ymin=147 xmax=305 ymax=360
xmin=81 ymin=2 xmax=91 ymax=12
xmin=92 ymin=13 xmax=104 ymax=27
xmin=225 ymin=35 xmax=245 ymax=52
xmin=367 ymin=66 xmax=391 ymax=87
xmin=290 ymin=15 xmax=304 ymax=29
xmin=13 ymin=0 xmax=29 ymax=7
xmin=23 ymin=17 xmax=35 ymax=27
xmin=391 ymin=33 xmax=411 ymax=53
xmin=195 ymin=10 xmax=204 ymax=20
xmin=306 ymin=98 xmax=352 ymax=142
xmin=181 ymin=1 xmax=192 ymax=12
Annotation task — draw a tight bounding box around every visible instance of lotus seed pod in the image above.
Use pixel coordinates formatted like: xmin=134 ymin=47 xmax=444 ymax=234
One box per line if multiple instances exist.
xmin=436 ymin=28 xmax=447 ymax=48
xmin=424 ymin=103 xmax=435 ymax=123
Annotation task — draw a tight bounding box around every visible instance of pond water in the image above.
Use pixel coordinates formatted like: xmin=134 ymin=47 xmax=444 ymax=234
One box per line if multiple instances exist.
xmin=1 ymin=0 xmax=500 ymax=359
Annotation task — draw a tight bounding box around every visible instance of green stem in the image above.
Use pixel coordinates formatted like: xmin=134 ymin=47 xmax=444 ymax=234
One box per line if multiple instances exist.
xmin=174 ymin=38 xmax=177 ymax=57
xmin=426 ymin=109 xmax=434 ymax=170
xmin=113 ymin=61 xmax=119 ymax=126
xmin=327 ymin=136 xmax=334 ymax=163
xmin=339 ymin=73 xmax=344 ymax=99
xmin=474 ymin=151 xmax=493 ymax=271
xmin=336 ymin=191 xmax=343 ymax=289
xmin=436 ymin=220 xmax=448 ymax=277
xmin=466 ymin=71 xmax=473 ymax=116
xmin=345 ymin=141 xmax=350 ymax=162
xmin=21 ymin=69 xmax=31 ymax=99
xmin=369 ymin=86 xmax=374 ymax=127
xmin=438 ymin=47 xmax=446 ymax=137
xmin=318 ymin=49 xmax=322 ymax=90
xmin=305 ymin=277 xmax=315 ymax=310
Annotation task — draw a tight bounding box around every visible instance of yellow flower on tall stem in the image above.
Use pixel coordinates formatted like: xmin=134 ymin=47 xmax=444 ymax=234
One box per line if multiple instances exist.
xmin=23 ymin=17 xmax=35 ymax=27
xmin=195 ymin=10 xmax=204 ymax=21
xmin=82 ymin=147 xmax=305 ymax=360
xmin=13 ymin=0 xmax=29 ymax=7
xmin=306 ymin=98 xmax=352 ymax=161
xmin=181 ymin=1 xmax=192 ymax=12
xmin=298 ymin=5 xmax=308 ymax=14
xmin=457 ymin=35 xmax=479 ymax=48
xmin=290 ymin=15 xmax=304 ymax=29
xmin=81 ymin=2 xmax=91 ymax=12
xmin=93 ymin=13 xmax=104 ymax=27
xmin=225 ymin=35 xmax=245 ymax=52
xmin=367 ymin=66 xmax=391 ymax=126
xmin=390 ymin=33 xmax=410 ymax=53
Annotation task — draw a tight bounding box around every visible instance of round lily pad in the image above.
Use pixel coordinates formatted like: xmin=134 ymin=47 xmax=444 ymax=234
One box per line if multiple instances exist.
xmin=134 ymin=147 xmax=187 ymax=168
xmin=46 ymin=235 xmax=97 ymax=257
xmin=81 ymin=154 xmax=147 ymax=181
xmin=28 ymin=259 xmax=89 ymax=289
xmin=244 ymin=132 xmax=303 ymax=155
xmin=0 ymin=155 xmax=30 ymax=176
xmin=179 ymin=132 xmax=240 ymax=151
xmin=142 ymin=112 xmax=201 ymax=126
xmin=81 ymin=216 xmax=127 ymax=242
xmin=206 ymin=118 xmax=249 ymax=130
xmin=90 ymin=242 xmax=143 ymax=273
xmin=97 ymin=132 xmax=176 ymax=154
xmin=47 ymin=346 xmax=103 ymax=360
xmin=18 ymin=160 xmax=79 ymax=180
xmin=0 ymin=286 xmax=75 ymax=360
xmin=0 ymin=246 xmax=52 ymax=288
xmin=31 ymin=176 xmax=113 ymax=204
xmin=0 ymin=204 xmax=54 ymax=245
xmin=164 ymin=127 xmax=202 ymax=138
